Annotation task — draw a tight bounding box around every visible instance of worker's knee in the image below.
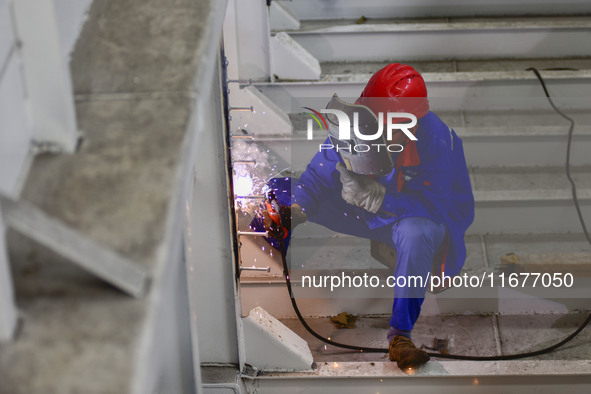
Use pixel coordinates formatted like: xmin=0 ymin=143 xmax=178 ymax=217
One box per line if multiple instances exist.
xmin=392 ymin=217 xmax=443 ymax=250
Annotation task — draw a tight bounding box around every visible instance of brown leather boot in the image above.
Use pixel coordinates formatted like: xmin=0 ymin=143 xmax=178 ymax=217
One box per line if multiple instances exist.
xmin=388 ymin=335 xmax=430 ymax=370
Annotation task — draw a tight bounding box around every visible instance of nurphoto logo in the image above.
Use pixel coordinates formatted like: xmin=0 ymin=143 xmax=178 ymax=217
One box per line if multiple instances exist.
xmin=304 ymin=107 xmax=417 ymax=153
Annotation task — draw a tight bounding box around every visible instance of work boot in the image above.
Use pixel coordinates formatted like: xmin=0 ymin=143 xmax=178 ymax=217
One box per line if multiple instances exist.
xmin=388 ymin=335 xmax=430 ymax=370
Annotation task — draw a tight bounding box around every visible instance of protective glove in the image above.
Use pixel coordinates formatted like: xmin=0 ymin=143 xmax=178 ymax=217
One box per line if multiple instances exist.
xmin=336 ymin=161 xmax=386 ymax=213
xmin=262 ymin=203 xmax=308 ymax=239
xmin=263 ymin=203 xmax=292 ymax=239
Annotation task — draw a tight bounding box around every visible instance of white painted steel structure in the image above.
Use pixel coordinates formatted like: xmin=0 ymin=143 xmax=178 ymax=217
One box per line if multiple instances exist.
xmin=0 ymin=0 xmax=90 ymax=342
xmin=1 ymin=0 xmax=590 ymax=391
xmin=253 ymin=74 xmax=591 ymax=113
xmin=0 ymin=0 xmax=22 ymax=341
xmin=288 ymin=20 xmax=591 ymax=62
xmin=227 ymin=0 xmax=591 ymax=390
xmin=277 ymin=0 xmax=591 ymax=20
xmin=13 ymin=0 xmax=80 ymax=152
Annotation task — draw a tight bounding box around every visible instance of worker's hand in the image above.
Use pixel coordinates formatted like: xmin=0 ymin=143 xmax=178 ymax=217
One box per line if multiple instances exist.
xmin=263 ymin=204 xmax=292 ymax=239
xmin=336 ymin=161 xmax=386 ymax=213
xmin=262 ymin=203 xmax=308 ymax=239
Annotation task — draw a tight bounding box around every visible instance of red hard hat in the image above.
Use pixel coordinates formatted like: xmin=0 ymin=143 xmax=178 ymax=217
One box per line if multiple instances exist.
xmin=356 ymin=63 xmax=429 ymax=120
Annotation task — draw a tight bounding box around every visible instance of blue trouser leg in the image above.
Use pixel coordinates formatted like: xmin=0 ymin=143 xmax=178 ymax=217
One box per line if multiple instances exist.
xmin=306 ymin=199 xmax=446 ymax=340
xmin=388 ymin=217 xmax=446 ymax=338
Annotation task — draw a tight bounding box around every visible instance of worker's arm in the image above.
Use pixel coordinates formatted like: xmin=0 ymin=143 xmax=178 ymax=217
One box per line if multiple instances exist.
xmin=335 ymin=162 xmax=386 ymax=213
xmin=335 ymin=135 xmax=459 ymax=220
xmin=290 ymin=203 xmax=308 ymax=228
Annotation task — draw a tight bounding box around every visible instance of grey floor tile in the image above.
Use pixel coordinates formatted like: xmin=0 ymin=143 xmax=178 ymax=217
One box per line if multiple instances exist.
xmin=280 ymin=315 xmax=391 ymax=362
xmin=279 ymin=314 xmax=499 ymax=362
xmin=498 ymin=313 xmax=591 ymax=359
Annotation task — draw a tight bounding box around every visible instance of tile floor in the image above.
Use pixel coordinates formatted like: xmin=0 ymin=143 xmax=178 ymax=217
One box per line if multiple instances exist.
xmin=279 ymin=311 xmax=591 ymax=363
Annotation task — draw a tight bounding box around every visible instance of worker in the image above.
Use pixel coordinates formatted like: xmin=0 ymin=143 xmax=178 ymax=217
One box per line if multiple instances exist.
xmin=263 ymin=63 xmax=475 ymax=369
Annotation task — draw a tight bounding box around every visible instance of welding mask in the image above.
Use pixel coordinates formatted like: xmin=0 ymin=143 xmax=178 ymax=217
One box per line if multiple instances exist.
xmin=325 ymin=94 xmax=394 ymax=176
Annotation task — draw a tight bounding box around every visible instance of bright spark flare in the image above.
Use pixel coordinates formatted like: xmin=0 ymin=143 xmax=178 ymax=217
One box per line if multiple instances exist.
xmin=234 ymin=175 xmax=254 ymax=196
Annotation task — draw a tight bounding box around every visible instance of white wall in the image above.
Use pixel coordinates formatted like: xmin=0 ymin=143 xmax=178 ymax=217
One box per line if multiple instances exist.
xmin=53 ymin=0 xmax=93 ymax=59
xmin=133 ymin=241 xmax=197 ymax=394
xmin=0 ymin=0 xmax=28 ymax=341
xmin=0 ymin=0 xmax=90 ymax=342
xmin=1 ymin=0 xmax=89 ymax=196
xmin=234 ymin=0 xmax=271 ymax=80
xmin=0 ymin=0 xmax=31 ymax=197
xmin=188 ymin=60 xmax=240 ymax=365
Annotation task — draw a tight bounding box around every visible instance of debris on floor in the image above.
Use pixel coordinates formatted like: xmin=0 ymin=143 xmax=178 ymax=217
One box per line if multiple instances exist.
xmin=499 ymin=252 xmax=520 ymax=272
xmin=421 ymin=337 xmax=450 ymax=354
xmin=330 ymin=312 xmax=357 ymax=329
xmin=355 ymin=16 xmax=367 ymax=24
xmin=500 ymin=251 xmax=591 ymax=276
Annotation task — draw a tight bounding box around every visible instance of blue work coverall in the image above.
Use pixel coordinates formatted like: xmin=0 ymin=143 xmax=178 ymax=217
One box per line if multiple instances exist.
xmin=291 ymin=111 xmax=475 ymax=333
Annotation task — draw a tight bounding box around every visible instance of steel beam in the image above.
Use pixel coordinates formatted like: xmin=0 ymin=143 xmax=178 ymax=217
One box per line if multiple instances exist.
xmin=233 ymin=0 xmax=271 ymax=80
xmin=0 ymin=194 xmax=150 ymax=298
xmin=248 ymin=362 xmax=591 ymax=394
xmin=279 ymin=0 xmax=591 ymax=20
xmin=256 ymin=126 xmax=591 ymax=169
xmin=0 ymin=52 xmax=32 ymax=197
xmin=254 ymin=72 xmax=591 ymax=113
xmin=288 ymin=20 xmax=591 ymax=62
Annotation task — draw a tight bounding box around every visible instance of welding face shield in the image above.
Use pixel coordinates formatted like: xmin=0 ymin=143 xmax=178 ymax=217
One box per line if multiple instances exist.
xmin=324 ymin=94 xmax=394 ymax=176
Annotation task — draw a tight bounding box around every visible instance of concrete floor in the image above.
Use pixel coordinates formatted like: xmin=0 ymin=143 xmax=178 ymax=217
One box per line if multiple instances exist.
xmin=279 ymin=312 xmax=591 ymax=363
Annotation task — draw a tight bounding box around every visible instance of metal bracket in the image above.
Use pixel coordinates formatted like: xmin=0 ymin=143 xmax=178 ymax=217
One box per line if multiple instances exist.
xmin=240 ymin=265 xmax=270 ymax=273
xmin=242 ymin=306 xmax=314 ymax=371
xmin=228 ymin=85 xmax=292 ymax=136
xmin=0 ymin=194 xmax=150 ymax=298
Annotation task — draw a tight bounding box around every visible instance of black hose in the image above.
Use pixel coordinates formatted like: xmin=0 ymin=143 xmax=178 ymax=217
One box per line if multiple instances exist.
xmin=276 ymin=67 xmax=591 ymax=360
xmin=526 ymin=67 xmax=591 ymax=245
xmin=279 ymin=239 xmax=591 ymax=359
xmin=279 ymin=239 xmax=386 ymax=353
